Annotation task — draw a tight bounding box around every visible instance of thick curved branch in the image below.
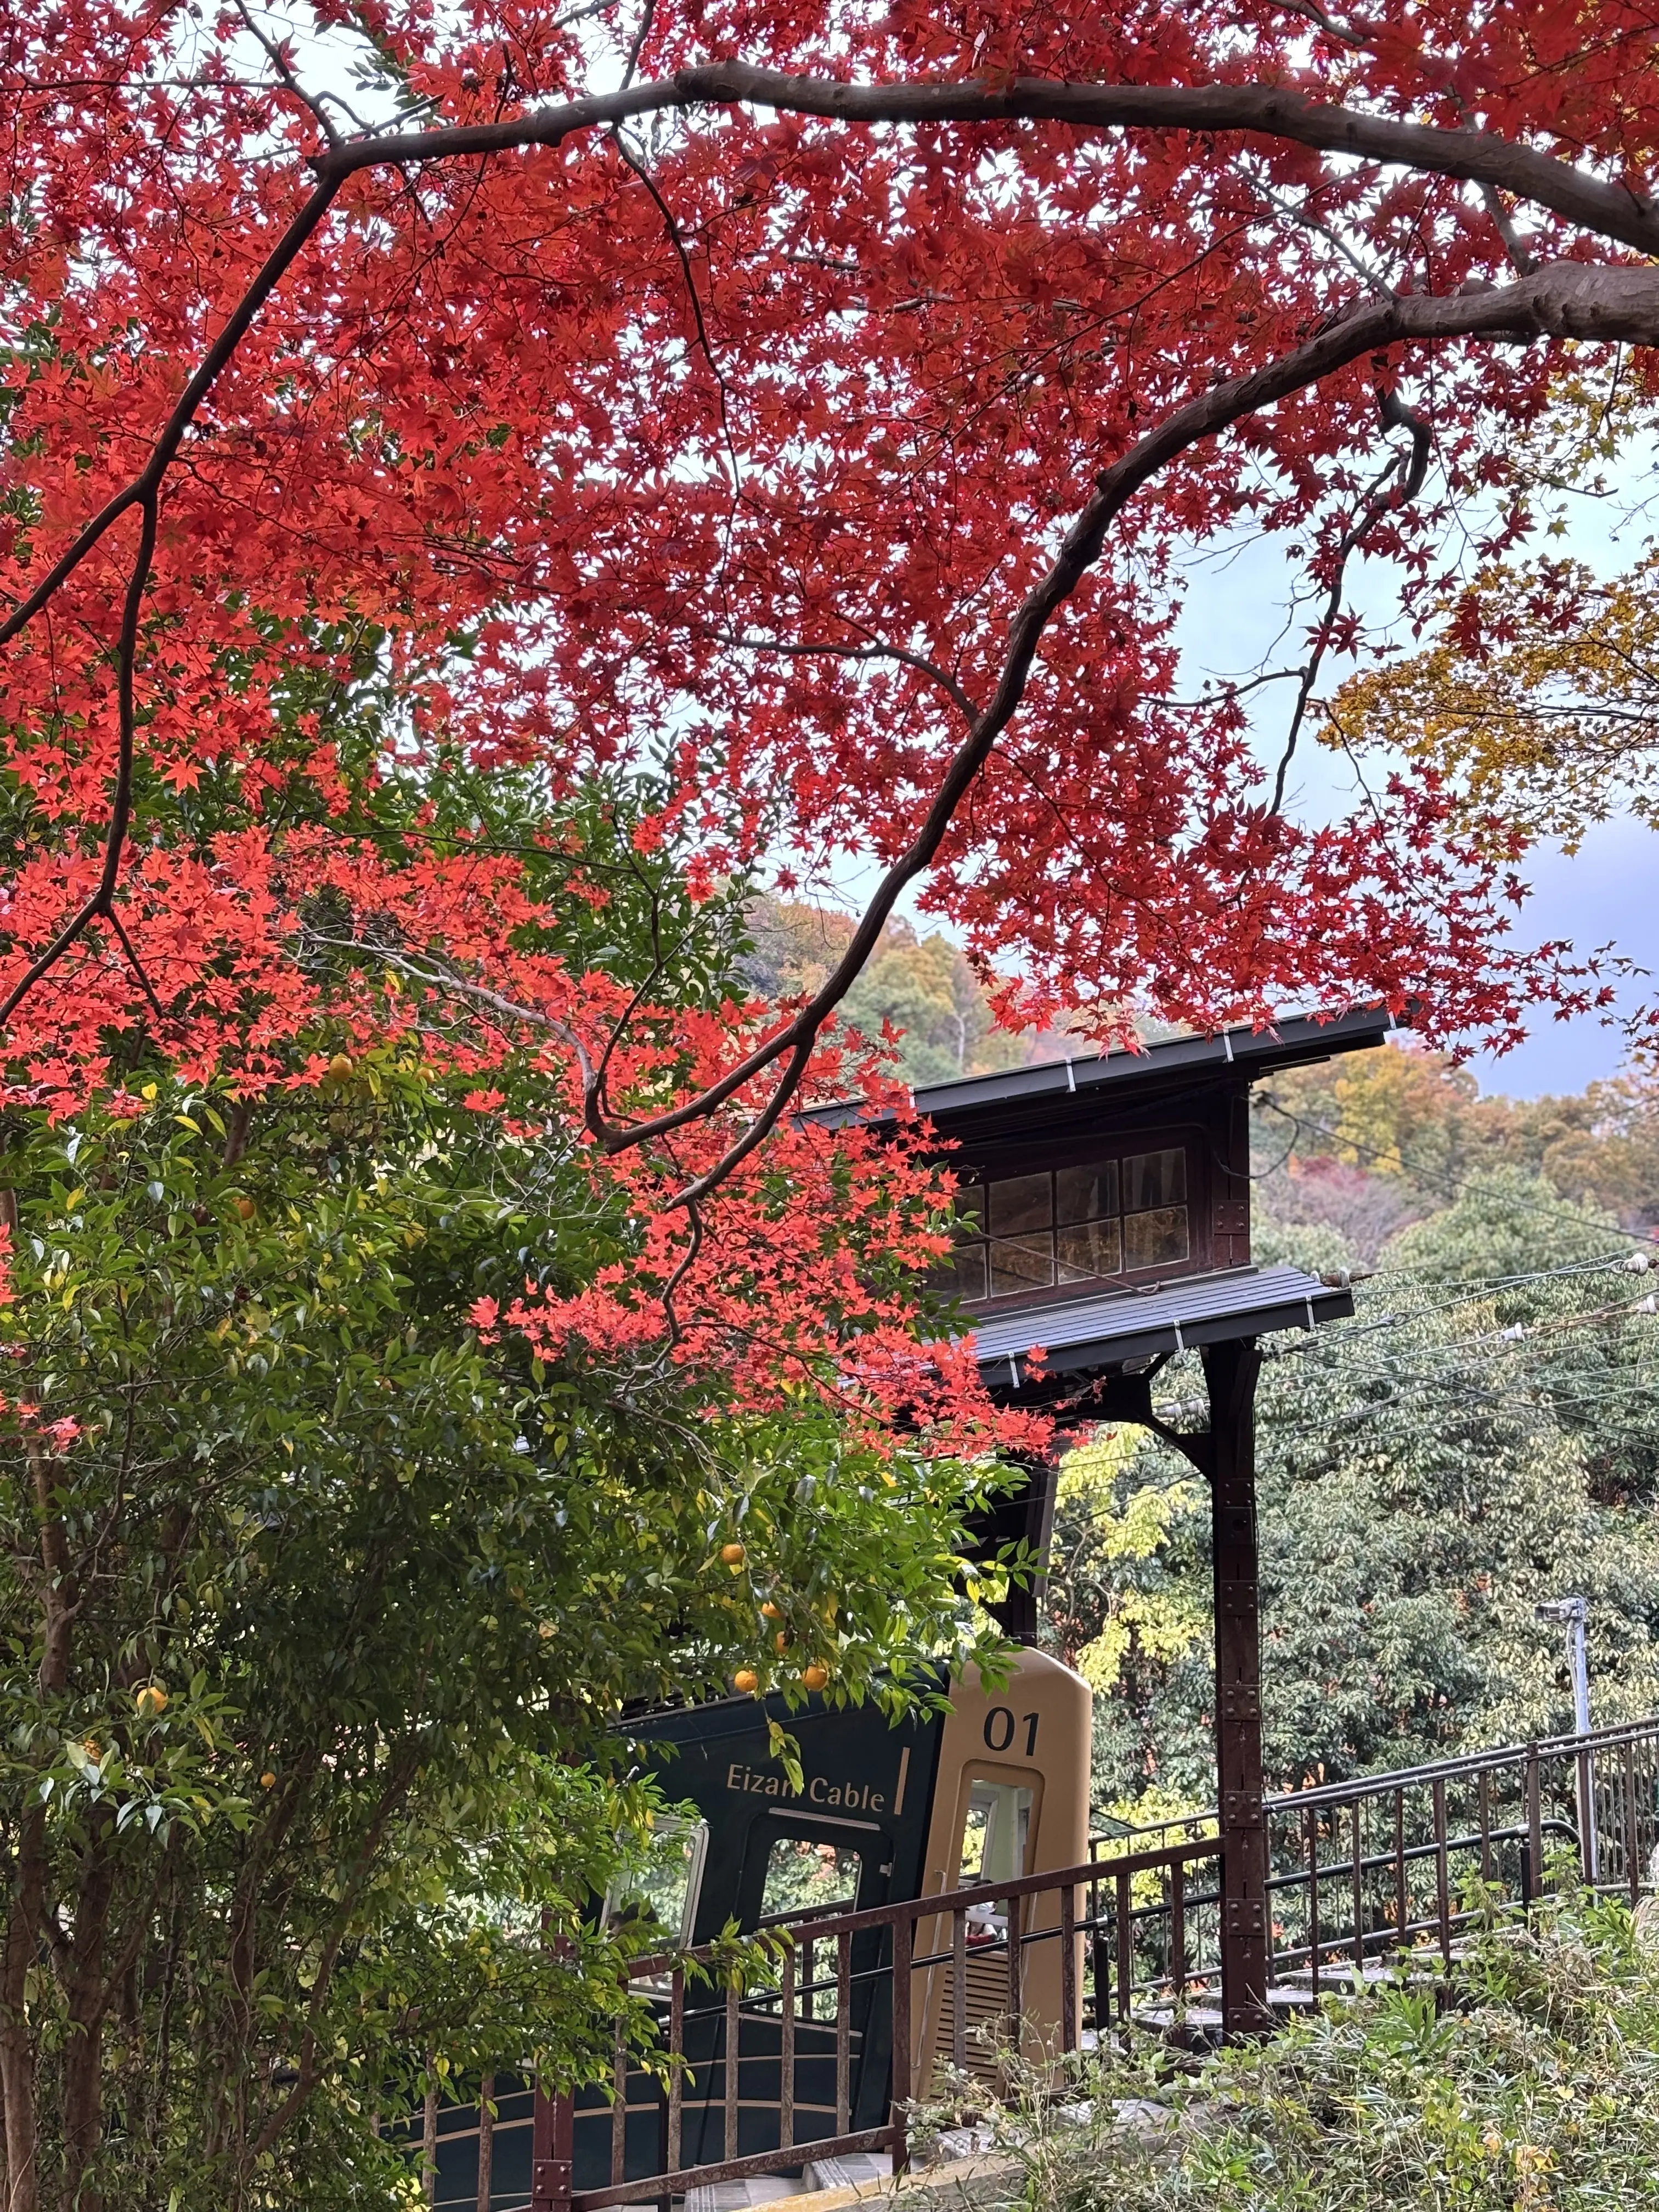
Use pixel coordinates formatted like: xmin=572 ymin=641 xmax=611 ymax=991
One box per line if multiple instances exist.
xmin=0 ymin=176 xmax=341 ymax=652
xmin=0 ymin=177 xmax=342 ymax=1023
xmin=7 ymin=49 xmax=1659 ymax=1176
xmin=331 ymin=67 xmax=1659 ymax=261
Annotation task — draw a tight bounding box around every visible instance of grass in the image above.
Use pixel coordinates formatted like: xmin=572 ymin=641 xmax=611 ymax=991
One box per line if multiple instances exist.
xmin=913 ymin=1888 xmax=1659 ymax=2209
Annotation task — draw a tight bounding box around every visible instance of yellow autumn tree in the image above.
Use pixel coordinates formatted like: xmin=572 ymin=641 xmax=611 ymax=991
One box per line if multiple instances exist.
xmin=1326 ymin=373 xmax=1659 ymax=853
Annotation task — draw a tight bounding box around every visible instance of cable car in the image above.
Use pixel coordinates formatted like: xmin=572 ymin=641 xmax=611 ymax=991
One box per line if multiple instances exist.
xmin=430 ymin=1649 xmax=1090 ymax=2209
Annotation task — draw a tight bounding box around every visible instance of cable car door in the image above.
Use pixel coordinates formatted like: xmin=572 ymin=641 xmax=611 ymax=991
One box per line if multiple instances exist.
xmin=679 ymin=1813 xmax=893 ymax=2169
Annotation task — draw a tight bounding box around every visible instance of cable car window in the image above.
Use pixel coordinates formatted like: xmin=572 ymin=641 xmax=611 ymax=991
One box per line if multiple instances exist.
xmin=604 ymin=1816 xmax=708 ymax=1949
xmin=758 ymin=1836 xmax=862 ymax=1924
xmin=957 ymin=1781 xmax=1033 ymax=1888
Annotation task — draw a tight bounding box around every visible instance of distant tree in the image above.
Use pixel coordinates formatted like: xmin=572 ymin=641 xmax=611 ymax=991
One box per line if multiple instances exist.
xmin=1257 ymin=1045 xmax=1659 ymax=1239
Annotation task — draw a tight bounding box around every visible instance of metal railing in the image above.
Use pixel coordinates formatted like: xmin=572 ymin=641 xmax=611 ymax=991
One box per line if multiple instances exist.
xmin=434 ymin=1716 xmax=1659 ymax=2209
xmin=1094 ymin=1713 xmax=1659 ymax=2011
xmin=521 ymin=1839 xmax=1216 ymax=2212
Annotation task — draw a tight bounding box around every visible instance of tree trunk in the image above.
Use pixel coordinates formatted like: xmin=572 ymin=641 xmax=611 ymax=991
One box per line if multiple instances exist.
xmin=422 ymin=2066 xmax=438 ymax=2204
xmin=0 ymin=1808 xmax=47 ymax=2212
xmin=477 ymin=2074 xmax=494 ymax=2212
xmin=61 ymin=1818 xmax=118 ymax=2212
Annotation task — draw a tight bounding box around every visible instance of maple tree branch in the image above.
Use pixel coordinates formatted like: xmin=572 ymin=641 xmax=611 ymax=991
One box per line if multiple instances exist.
xmin=0 ymin=177 xmax=342 ymax=1023
xmin=1481 ymin=182 xmax=1540 ymax=276
xmin=230 ymin=0 xmax=342 ymax=149
xmin=1276 ymin=0 xmax=1370 ymax=47
xmin=610 ymin=128 xmax=742 ymax=489
xmin=575 ymin=258 xmax=1659 ymax=1184
xmin=103 ymin=906 xmax=166 ymax=1026
xmin=715 ymin=629 xmax=980 ymax=724
xmin=5 ymin=55 xmax=1659 ymax=1182
xmin=330 ymin=68 xmax=1659 ymax=261
xmin=618 ymin=0 xmax=658 ymax=89
xmin=0 ymin=176 xmax=341 ymax=653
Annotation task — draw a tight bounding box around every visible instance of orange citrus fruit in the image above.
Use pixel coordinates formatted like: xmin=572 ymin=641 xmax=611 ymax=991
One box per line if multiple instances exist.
xmin=134 ymin=1683 xmax=168 ymax=1718
xmin=235 ymin=1195 xmax=257 ymax=1221
xmin=260 ymin=1771 xmax=277 ymax=1788
xmin=774 ymin=1631 xmax=789 ymax=1653
xmin=719 ymin=1542 xmax=746 ymax=1567
xmin=802 ymin=1664 xmax=830 ymax=1692
xmin=760 ymin=1601 xmax=782 ymax=1621
xmin=732 ymin=1668 xmax=759 ymax=1694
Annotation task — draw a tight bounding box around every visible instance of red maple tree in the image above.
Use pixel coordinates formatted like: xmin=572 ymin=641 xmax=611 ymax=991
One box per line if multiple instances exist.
xmin=2 ymin=0 xmax=1652 ymax=1251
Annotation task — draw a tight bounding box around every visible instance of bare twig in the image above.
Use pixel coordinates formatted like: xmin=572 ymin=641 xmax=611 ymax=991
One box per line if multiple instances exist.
xmin=618 ymin=0 xmax=658 ymax=89
xmin=714 ymin=628 xmax=980 ymax=724
xmin=1481 ymin=182 xmax=1539 ymax=275
xmin=231 ymin=0 xmax=343 ymax=149
xmin=1269 ymin=385 xmax=1434 ymax=813
xmin=1254 ymin=176 xmax=1399 ymax=300
xmin=610 ymin=128 xmax=742 ymax=490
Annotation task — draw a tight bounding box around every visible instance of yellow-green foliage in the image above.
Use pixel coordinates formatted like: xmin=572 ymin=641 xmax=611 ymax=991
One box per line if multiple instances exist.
xmin=1056 ymin=1433 xmax=1207 ymax=1699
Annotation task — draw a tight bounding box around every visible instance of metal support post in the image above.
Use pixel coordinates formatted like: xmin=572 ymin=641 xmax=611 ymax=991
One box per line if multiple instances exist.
xmin=531 ymin=2082 xmax=573 ymax=2212
xmin=1204 ymin=1336 xmax=1272 ymax=2037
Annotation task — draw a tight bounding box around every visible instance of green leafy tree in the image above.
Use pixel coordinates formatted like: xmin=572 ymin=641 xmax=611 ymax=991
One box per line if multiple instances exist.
xmin=0 ymin=791 xmax=1016 ymax=2211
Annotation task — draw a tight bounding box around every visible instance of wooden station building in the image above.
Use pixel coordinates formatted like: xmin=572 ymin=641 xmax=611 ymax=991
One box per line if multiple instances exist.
xmin=882 ymin=1005 xmax=1397 ymax=2034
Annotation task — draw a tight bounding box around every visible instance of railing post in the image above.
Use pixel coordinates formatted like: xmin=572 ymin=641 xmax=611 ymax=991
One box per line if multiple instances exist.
xmin=1526 ymin=1743 xmax=1543 ymax=1905
xmin=778 ymin=1950 xmax=794 ymax=2152
xmin=890 ymin=1913 xmax=912 ymax=2171
xmin=1305 ymin=1805 xmax=1319 ymax=1995
xmin=1205 ymin=1338 xmax=1272 ymax=2038
xmin=531 ymin=2083 xmax=573 ymax=2212
xmin=724 ymin=1980 xmax=741 ymax=2162
xmin=1114 ymin=1867 xmax=1132 ymax=2028
xmin=1626 ymin=1739 xmax=1643 ymax=1904
xmin=668 ymin=1967 xmax=685 ymax=2176
xmin=951 ymin=1906 xmax=968 ymax=2073
xmin=835 ymin=1929 xmax=851 ymax=2136
xmin=1060 ymin=1881 xmax=1079 ymax=2050
xmin=1578 ymin=1741 xmax=1600 ymax=1886
xmin=1432 ymin=1776 xmax=1451 ymax=1967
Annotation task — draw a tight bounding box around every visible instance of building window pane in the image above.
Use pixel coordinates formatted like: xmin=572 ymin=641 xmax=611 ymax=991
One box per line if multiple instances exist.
xmin=605 ymin=1818 xmax=708 ymax=1949
xmin=989 ymin=1234 xmax=1054 ymax=1293
xmin=1124 ymin=1204 xmax=1190 ymax=1271
xmin=1057 ymin=1218 xmax=1122 ymax=1282
xmin=1056 ymin=1161 xmax=1117 ymax=1227
xmin=1122 ymin=1149 xmax=1186 ymax=1212
xmin=932 ymin=1241 xmax=989 ymax=1300
xmin=986 ymin=1173 xmax=1052 ymax=1237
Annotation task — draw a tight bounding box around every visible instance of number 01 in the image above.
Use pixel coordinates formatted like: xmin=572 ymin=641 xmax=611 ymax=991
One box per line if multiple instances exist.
xmin=983 ymin=1708 xmax=1040 ymax=1756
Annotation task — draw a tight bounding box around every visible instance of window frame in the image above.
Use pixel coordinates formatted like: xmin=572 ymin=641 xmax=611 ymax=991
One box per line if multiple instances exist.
xmin=934 ymin=1126 xmax=1206 ymax=1310
xmin=603 ymin=1814 xmax=710 ymax=1952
